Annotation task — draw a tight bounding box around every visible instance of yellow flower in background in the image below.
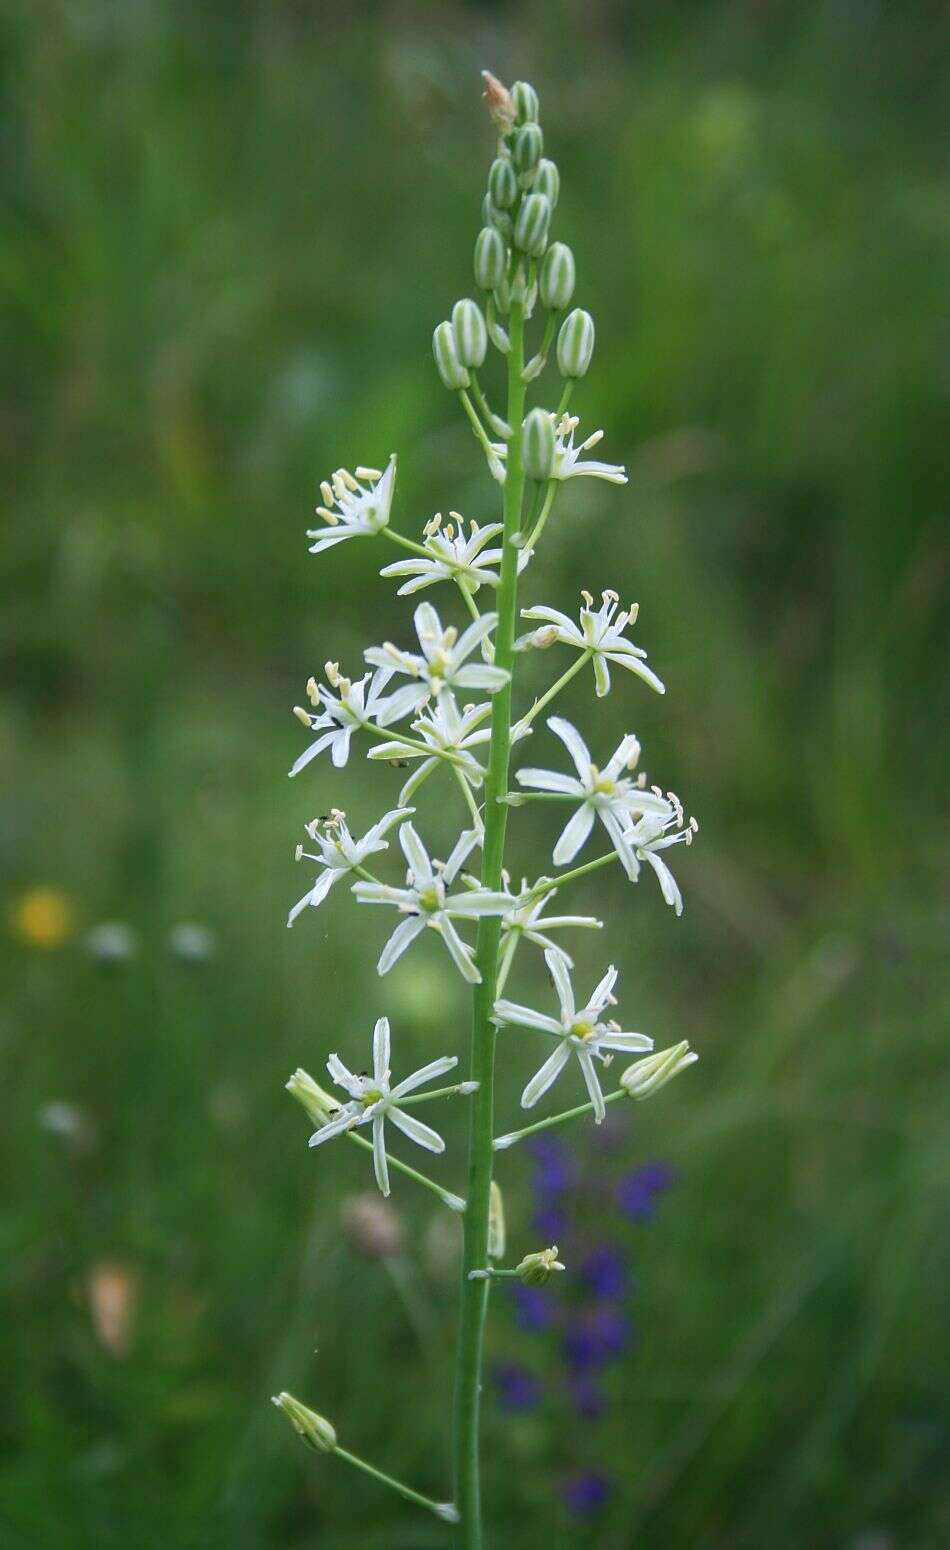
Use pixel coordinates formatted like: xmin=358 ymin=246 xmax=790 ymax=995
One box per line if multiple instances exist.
xmin=11 ymin=887 xmax=75 ymax=948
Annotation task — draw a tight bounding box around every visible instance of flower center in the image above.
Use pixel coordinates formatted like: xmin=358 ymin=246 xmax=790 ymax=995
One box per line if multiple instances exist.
xmin=571 ymin=1018 xmax=596 ymax=1041
xmin=418 ymin=885 xmax=442 ymax=914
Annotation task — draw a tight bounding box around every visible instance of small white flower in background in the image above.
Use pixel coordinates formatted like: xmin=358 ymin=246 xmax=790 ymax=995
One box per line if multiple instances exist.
xmin=624 ymin=804 xmax=699 ymax=917
xmin=367 ymin=693 xmax=491 ymax=805
xmin=493 ymin=948 xmax=653 ymax=1122
xmin=365 ymin=603 xmax=509 ymax=726
xmin=85 ymin=921 xmax=138 ymax=963
xmin=288 ymin=807 xmax=412 ymax=926
xmin=516 ymin=590 xmax=665 ymax=699
xmin=551 ymin=414 xmax=627 ymax=484
xmin=500 ymin=882 xmax=602 ymax=966
xmin=290 ymin=663 xmax=396 ymax=775
xmin=380 ymin=515 xmax=506 ymax=596
xmin=309 ymin=1015 xmax=462 ymax=1196
xmin=168 ymin=922 xmax=216 ymax=961
xmin=353 ymin=823 xmax=512 ymax=983
xmin=307 ymin=456 xmax=396 ymax=555
xmin=516 ymin=716 xmax=674 ymax=880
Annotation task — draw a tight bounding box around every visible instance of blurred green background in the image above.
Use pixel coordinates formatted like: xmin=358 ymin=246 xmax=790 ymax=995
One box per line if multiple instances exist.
xmin=2 ymin=2 xmax=948 ymax=1546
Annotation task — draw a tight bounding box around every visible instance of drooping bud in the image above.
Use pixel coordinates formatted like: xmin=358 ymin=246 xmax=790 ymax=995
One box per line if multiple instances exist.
xmin=511 ymin=122 xmax=544 ymax=176
xmin=432 ymin=320 xmax=471 ymax=390
xmin=451 ymin=298 xmax=488 ymax=369
xmin=271 ymin=1392 xmax=337 ymax=1453
xmin=488 ymin=156 xmax=518 ymax=211
xmin=539 ymin=241 xmax=575 ymax=310
xmin=286 ymin=1068 xmax=338 ymax=1126
xmin=483 ymin=195 xmax=513 ymax=241
xmin=557 ymin=307 xmax=595 ymax=378
xmin=534 ymin=158 xmax=560 ymax=209
xmin=620 ymin=1041 xmax=699 ymax=1100
xmin=513 ymin=191 xmax=551 ymax=258
xmin=488 ymin=1180 xmax=506 ymax=1260
xmin=515 ymin=1246 xmax=565 ymax=1286
xmin=474 ymin=226 xmax=507 ymax=291
xmin=481 ymin=70 xmax=515 ymax=135
xmin=521 ymin=407 xmax=556 ymax=482
xmin=511 ymin=80 xmax=539 ymax=125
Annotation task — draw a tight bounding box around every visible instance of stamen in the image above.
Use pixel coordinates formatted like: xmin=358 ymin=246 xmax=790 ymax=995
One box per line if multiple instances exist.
xmin=320 ymin=481 xmax=334 ymax=506
xmin=315 ymin=506 xmax=339 ymax=525
xmin=293 ymin=705 xmax=312 ymax=727
xmin=355 ymin=466 xmax=382 ymax=482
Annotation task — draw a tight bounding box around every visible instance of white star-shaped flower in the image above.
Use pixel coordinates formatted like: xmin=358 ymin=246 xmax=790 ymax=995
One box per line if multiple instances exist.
xmin=307 ymin=457 xmax=396 ymax=555
xmin=364 ymin=602 xmax=509 ymax=726
xmin=515 ymin=716 xmax=674 ymax=880
xmin=309 ymin=1016 xmax=463 ymax=1196
xmin=367 ymin=693 xmax=490 ymax=804
xmin=287 ymin=806 xmax=412 ymax=926
xmin=500 ymin=883 xmax=602 ymax=967
xmin=380 ymin=516 xmax=506 ymax=596
xmin=352 ymin=823 xmax=512 ymax=983
xmin=290 ymin=664 xmax=397 ymax=775
xmin=624 ymin=805 xmax=699 ymax=917
xmin=516 ymin=590 xmax=665 ymax=699
xmin=551 ymin=414 xmax=627 ymax=483
xmin=493 ymin=949 xmax=653 ymax=1122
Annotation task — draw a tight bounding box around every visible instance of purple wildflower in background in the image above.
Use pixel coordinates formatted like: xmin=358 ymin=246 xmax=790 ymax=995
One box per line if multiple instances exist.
xmin=616 ymin=1160 xmax=678 ymax=1222
xmin=492 ymin=1362 xmax=542 ymax=1414
xmin=512 ymin=1284 xmax=559 ymax=1333
xmin=563 ymin=1305 xmax=630 ymax=1371
xmin=561 ymin=1469 xmax=611 ymax=1516
xmin=532 ymin=1199 xmax=569 ymax=1239
xmin=527 ymin=1134 xmax=576 ymax=1194
xmin=566 ymin=1372 xmax=606 ymax=1420
xmin=580 ymin=1243 xmax=627 ymax=1299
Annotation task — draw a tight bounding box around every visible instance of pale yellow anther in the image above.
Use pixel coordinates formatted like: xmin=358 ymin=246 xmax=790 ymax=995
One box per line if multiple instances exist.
xmin=293 ymin=705 xmax=312 ymax=727
xmin=580 ymin=589 xmax=594 ymax=608
xmin=315 ymin=506 xmax=339 ymax=525
xmin=581 ymin=429 xmax=604 ymax=451
xmin=294 ymin=843 xmax=304 ymax=862
xmin=603 ymin=588 xmax=618 ymax=604
xmin=306 ymin=676 xmax=320 ymax=705
xmin=320 ymin=481 xmax=334 ymax=506
xmin=628 ymin=602 xmax=640 ymax=624
xmin=443 ymin=626 xmax=459 ymax=648
xmin=339 ymin=469 xmax=359 ymax=492
xmin=325 ymin=660 xmax=341 ymax=686
xmin=355 ymin=466 xmax=382 ymax=482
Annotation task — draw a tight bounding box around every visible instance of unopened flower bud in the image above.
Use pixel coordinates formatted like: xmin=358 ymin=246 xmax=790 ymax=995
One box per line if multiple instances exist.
xmin=513 ymin=192 xmax=551 ymax=257
xmin=272 ymin=1391 xmax=337 ymax=1453
xmin=451 ymin=298 xmax=487 ymax=369
xmin=557 ymin=307 xmax=595 ymax=378
xmin=432 ymin=320 xmax=471 ymax=390
xmin=531 ymin=625 xmax=560 ymax=648
xmin=481 ymin=194 xmax=512 ymax=239
xmin=620 ymin=1041 xmax=699 ymax=1100
xmin=534 ymin=158 xmax=560 ymax=209
xmin=286 ymin=1067 xmax=338 ymax=1126
xmin=511 ymin=122 xmax=544 ymax=176
xmin=488 ymin=1180 xmax=506 ymax=1260
xmin=488 ymin=156 xmax=518 ymax=211
xmin=511 ymin=80 xmax=540 ymax=124
xmin=515 ymin=1246 xmax=565 ymax=1286
xmin=341 ymin=1192 xmax=403 ymax=1259
xmin=539 ymin=241 xmax=575 ymax=310
xmin=521 ymin=407 xmax=556 ymax=482
xmin=474 ymin=226 xmax=507 ymax=291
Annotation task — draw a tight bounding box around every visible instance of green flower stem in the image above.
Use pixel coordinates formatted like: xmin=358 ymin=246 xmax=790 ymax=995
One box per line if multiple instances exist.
xmin=344 ymin=1129 xmax=464 ymax=1212
xmin=380 ymin=527 xmax=434 ymax=560
xmin=527 ymin=850 xmax=619 ymax=899
xmin=459 ymin=389 xmax=504 ymax=475
xmin=469 ymin=372 xmax=510 ymax=438
xmin=467 ymin=1266 xmax=520 ymax=1280
xmin=513 ymin=649 xmax=590 ymax=732
xmin=494 ymin=930 xmax=520 ymax=997
xmin=556 ymin=380 xmax=574 ymax=417
xmin=453 ymin=762 xmax=485 ymax=831
xmin=523 ymin=478 xmax=558 ymax=550
xmin=396 ymin=1083 xmax=477 ymax=1107
xmin=456 ymin=576 xmax=483 ymax=623
xmin=500 ymin=790 xmax=580 ymax=804
xmin=330 ymin=1444 xmax=456 ymax=1522
xmin=494 ymin=1087 xmax=627 ymax=1148
xmin=453 ymin=297 xmax=527 ymax=1550
xmin=363 ymin=720 xmax=469 ymax=768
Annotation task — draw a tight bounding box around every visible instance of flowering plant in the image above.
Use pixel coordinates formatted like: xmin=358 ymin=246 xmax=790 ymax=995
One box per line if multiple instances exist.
xmin=273 ymin=72 xmax=699 ymax=1543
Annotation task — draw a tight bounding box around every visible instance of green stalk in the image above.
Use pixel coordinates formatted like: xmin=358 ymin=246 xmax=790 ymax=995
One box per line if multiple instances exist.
xmin=452 ymin=298 xmax=527 ymax=1547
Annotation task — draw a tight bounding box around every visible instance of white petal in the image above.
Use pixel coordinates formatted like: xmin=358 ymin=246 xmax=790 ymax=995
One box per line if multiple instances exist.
xmin=453 ymin=665 xmax=509 ymax=691
xmin=521 ymin=1041 xmax=573 ymax=1109
xmin=547 ymin=716 xmax=593 ymax=779
xmin=454 ymin=611 xmax=498 ymax=662
xmin=575 ymin=1046 xmax=607 ymax=1122
xmin=437 ymin=917 xmax=481 ymax=983
xmin=587 ymin=964 xmax=618 ymax=1014
xmin=642 ymin=848 xmax=683 ymax=916
xmin=373 ymin=1016 xmax=391 ymax=1083
xmin=288 ymin=730 xmax=336 ymax=777
xmin=372 ymin=1113 xmax=390 ymax=1195
xmin=520 ymin=605 xmax=576 ymax=633
xmin=600 ymin=807 xmax=641 ymax=881
xmin=592 ymin=653 xmax=611 ymax=698
xmin=330 ymin=727 xmax=352 ymax=768
xmin=377 ymin=914 xmax=427 ymax=974
xmin=375 ymin=682 xmax=429 ymax=727
xmin=308 ymin=1109 xmax=357 ymax=1146
xmin=413 ymin=600 xmax=443 ymax=656
xmin=515 ymin=767 xmax=582 ymax=794
xmin=398 ymin=757 xmax=439 ymax=805
xmin=391 ymin=1054 xmax=458 ymax=1098
xmin=388 ymin=1106 xmax=445 ymax=1154
xmin=594 ymin=1030 xmax=654 ymax=1053
xmin=493 ymin=999 xmax=564 ymax=1036
xmin=446 ymin=889 xmax=512 ymax=918
xmin=399 ymin=823 xmax=433 ymax=886
xmin=286 ymin=867 xmax=337 ymax=926
xmin=544 ymin=947 xmax=575 ymax=1021
xmin=608 ymin=651 xmax=665 ymax=695
xmin=553 ymin=802 xmax=596 ymax=866
xmin=363 ymin=807 xmax=414 ymax=848
xmin=326 ymin=1053 xmax=363 ymax=1099
xmin=442 ymin=827 xmax=482 ymax=886
xmin=352 ymin=882 xmax=417 ymax=908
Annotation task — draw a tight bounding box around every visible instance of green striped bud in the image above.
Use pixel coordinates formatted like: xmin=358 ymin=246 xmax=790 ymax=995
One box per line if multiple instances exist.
xmin=474 ymin=226 xmax=507 ymax=291
xmin=493 ymin=271 xmax=511 ymax=317
xmin=451 ymin=298 xmax=487 ymax=369
xmin=432 ymin=320 xmax=470 ymax=390
xmin=511 ymin=122 xmax=544 ymax=176
xmin=557 ymin=307 xmax=595 ymax=378
xmin=620 ymin=1041 xmax=699 ymax=1100
xmin=534 ymin=158 xmax=560 ymax=209
xmin=511 ymin=80 xmax=539 ymax=124
xmin=272 ymin=1392 xmax=337 ymax=1453
xmin=513 ymin=191 xmax=551 ymax=258
xmin=488 ymin=156 xmax=518 ymax=210
xmin=521 ymin=407 xmax=556 ymax=482
xmin=481 ymin=193 xmax=512 ymax=239
xmin=539 ymin=241 xmax=575 ymax=310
